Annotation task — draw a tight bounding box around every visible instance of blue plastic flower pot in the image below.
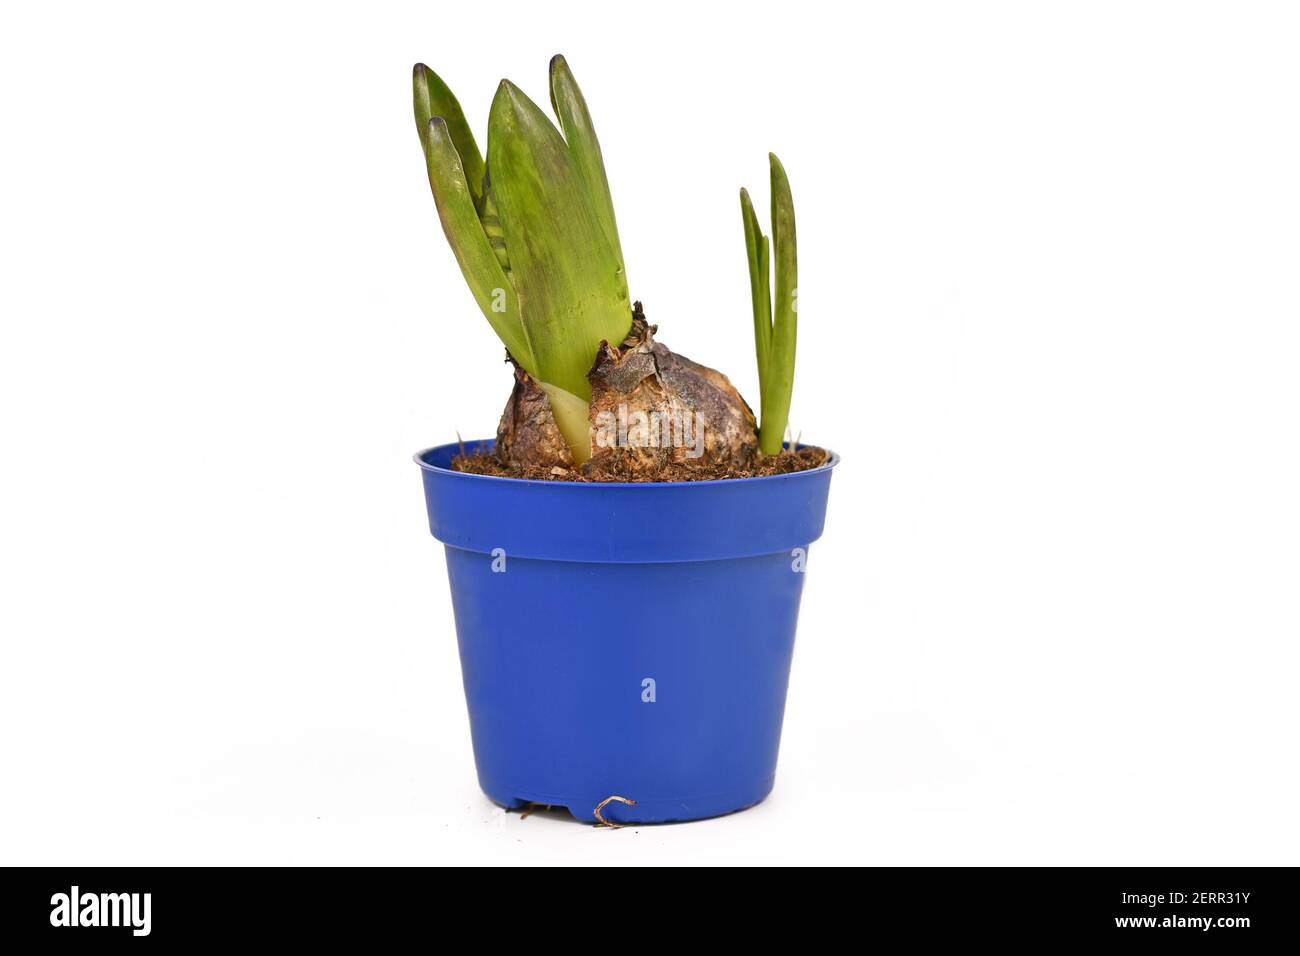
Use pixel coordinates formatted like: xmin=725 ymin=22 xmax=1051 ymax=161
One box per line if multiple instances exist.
xmin=416 ymin=439 xmax=838 ymax=824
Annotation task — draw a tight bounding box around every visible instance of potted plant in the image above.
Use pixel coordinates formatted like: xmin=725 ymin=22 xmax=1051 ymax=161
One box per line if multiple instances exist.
xmin=412 ymin=55 xmax=837 ymax=825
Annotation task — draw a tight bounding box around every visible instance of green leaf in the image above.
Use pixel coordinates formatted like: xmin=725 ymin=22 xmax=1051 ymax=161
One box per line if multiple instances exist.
xmin=537 ymin=381 xmax=593 ymax=465
xmin=487 ymin=79 xmax=631 ymax=401
xmin=762 ymin=152 xmax=798 ymax=455
xmin=413 ymin=64 xmax=486 ymax=210
xmin=421 ymin=117 xmax=534 ymax=369
xmin=549 ymin=54 xmax=624 ymax=265
xmin=740 ymin=187 xmax=771 ymax=395
xmin=741 ymin=156 xmax=799 ymax=455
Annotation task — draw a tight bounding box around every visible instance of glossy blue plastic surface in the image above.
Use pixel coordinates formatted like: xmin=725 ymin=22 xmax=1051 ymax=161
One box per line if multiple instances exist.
xmin=417 ymin=439 xmax=837 ymax=824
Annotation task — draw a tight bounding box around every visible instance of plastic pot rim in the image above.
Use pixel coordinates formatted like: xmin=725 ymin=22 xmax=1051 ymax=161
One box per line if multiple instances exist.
xmin=413 ymin=439 xmax=839 ymax=489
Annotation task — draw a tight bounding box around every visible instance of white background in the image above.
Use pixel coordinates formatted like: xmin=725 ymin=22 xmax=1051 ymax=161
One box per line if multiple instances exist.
xmin=1 ymin=1 xmax=1297 ymax=865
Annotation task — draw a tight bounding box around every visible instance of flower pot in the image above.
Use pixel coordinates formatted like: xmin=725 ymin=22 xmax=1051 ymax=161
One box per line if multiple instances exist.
xmin=416 ymin=439 xmax=838 ymax=824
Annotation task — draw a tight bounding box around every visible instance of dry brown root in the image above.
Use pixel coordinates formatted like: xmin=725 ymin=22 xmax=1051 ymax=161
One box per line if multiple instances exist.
xmin=592 ymin=795 xmax=637 ymax=828
xmin=492 ymin=307 xmax=760 ymax=480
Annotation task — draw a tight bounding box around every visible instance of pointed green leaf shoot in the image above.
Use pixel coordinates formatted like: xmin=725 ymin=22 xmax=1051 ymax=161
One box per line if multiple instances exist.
xmin=741 ymin=153 xmax=798 ymax=456
xmin=413 ymin=64 xmax=486 ymax=210
xmin=548 ymin=55 xmax=624 ymax=265
xmin=487 ymin=78 xmax=631 ymax=402
xmin=740 ymin=187 xmax=771 ymax=396
xmin=421 ymin=117 xmax=534 ymax=371
xmin=413 ymin=58 xmax=636 ymax=464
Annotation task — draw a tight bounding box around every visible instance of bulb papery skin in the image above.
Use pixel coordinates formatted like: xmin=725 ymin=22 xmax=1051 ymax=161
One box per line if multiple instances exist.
xmin=493 ymin=316 xmax=759 ymax=478
xmin=586 ymin=324 xmax=758 ymax=475
xmin=494 ymin=366 xmax=577 ymax=470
